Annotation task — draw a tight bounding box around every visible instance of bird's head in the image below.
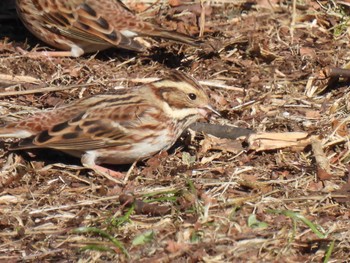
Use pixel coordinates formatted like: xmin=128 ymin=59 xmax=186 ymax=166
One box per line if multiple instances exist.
xmin=151 ymin=70 xmax=220 ymax=123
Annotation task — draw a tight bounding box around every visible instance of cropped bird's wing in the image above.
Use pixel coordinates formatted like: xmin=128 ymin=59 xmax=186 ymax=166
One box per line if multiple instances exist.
xmin=37 ymin=0 xmax=198 ymax=50
xmin=33 ymin=0 xmax=145 ymax=51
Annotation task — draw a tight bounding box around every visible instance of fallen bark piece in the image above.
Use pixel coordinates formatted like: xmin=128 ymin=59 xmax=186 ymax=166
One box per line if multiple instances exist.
xmin=248 ymin=132 xmax=310 ymax=152
xmin=189 ymin=122 xmax=253 ymax=140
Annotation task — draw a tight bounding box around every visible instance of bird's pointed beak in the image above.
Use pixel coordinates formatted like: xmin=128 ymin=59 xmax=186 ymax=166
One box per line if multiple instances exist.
xmin=199 ymin=105 xmax=221 ymax=120
xmin=206 ymin=105 xmax=221 ymax=117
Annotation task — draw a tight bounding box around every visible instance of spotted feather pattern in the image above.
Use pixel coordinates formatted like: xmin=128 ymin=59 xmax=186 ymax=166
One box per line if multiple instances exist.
xmin=1 ymin=70 xmax=217 ymax=165
xmin=16 ymin=0 xmax=200 ymax=55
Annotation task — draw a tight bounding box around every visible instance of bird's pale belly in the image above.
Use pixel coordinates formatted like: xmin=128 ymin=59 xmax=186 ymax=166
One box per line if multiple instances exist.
xmin=93 ymin=133 xmax=177 ymax=165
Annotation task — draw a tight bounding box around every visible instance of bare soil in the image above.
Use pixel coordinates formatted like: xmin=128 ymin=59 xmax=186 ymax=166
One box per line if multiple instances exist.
xmin=1 ymin=1 xmax=350 ymax=262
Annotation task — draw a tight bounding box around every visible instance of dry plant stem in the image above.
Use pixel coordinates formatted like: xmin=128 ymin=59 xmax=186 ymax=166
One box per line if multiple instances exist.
xmin=21 ymin=250 xmax=65 ymax=261
xmin=23 ymin=50 xmax=78 ymax=58
xmin=189 ymin=122 xmax=253 ymax=139
xmin=88 ymin=164 xmax=125 ymax=185
xmin=14 ymin=46 xmax=78 ymax=58
xmin=123 ymin=160 xmax=137 ymax=184
xmin=199 ymin=80 xmax=244 ymax=91
xmin=0 ymin=84 xmax=95 ymax=97
xmin=199 ymin=0 xmax=206 ymax=37
xmin=27 ymin=195 xmax=121 ymax=214
xmin=0 ymin=74 xmax=41 ymax=85
xmin=291 ymin=0 xmax=297 ymax=43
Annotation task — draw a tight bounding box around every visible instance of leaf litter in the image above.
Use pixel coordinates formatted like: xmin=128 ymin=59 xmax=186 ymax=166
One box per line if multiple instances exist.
xmin=1 ymin=0 xmax=350 ymax=261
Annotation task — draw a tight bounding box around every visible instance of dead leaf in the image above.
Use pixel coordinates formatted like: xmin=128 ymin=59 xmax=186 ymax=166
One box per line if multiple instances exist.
xmin=200 ymin=135 xmax=243 ymax=154
xmin=317 ymin=167 xmax=332 ymax=181
xmin=300 ymin=47 xmax=316 ymax=59
xmin=323 ymin=181 xmax=340 ymax=193
xmin=250 ymin=75 xmax=260 ymax=83
xmin=304 ymin=110 xmax=321 ymax=119
xmin=65 ymin=66 xmax=83 ymax=78
xmin=169 ymin=3 xmax=213 ymax=16
xmin=168 ymin=0 xmax=183 ymax=7
xmin=200 ymin=152 xmax=222 ymax=164
xmin=119 ymin=194 xmax=171 ymax=216
xmin=332 ymin=119 xmax=348 ymax=137
xmin=239 ymin=174 xmax=272 ymax=193
xmin=166 ymin=240 xmax=188 ymax=254
xmin=256 ymin=0 xmax=279 ymax=8
xmin=307 ymin=181 xmax=324 ymax=192
xmin=210 ymin=93 xmax=228 ymax=107
xmin=333 ymin=182 xmax=350 ymax=203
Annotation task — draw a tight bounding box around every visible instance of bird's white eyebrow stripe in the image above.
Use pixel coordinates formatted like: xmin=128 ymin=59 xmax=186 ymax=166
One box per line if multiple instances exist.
xmin=152 ymin=80 xmax=200 ymax=93
xmin=167 ymin=71 xmax=202 ymax=88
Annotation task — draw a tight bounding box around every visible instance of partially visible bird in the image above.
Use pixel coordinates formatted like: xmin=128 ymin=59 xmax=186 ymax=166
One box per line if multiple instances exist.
xmin=15 ymin=0 xmax=201 ymax=57
xmin=0 ymin=70 xmax=219 ymax=181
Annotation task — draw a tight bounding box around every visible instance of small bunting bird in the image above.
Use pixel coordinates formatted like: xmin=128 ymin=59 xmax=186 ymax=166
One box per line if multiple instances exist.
xmin=15 ymin=0 xmax=200 ymax=57
xmin=0 ymin=70 xmax=219 ymax=181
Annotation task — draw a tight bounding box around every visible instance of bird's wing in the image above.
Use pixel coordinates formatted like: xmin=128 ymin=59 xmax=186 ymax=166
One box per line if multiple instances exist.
xmin=12 ymin=99 xmax=159 ymax=151
xmin=35 ymin=0 xmax=145 ymax=51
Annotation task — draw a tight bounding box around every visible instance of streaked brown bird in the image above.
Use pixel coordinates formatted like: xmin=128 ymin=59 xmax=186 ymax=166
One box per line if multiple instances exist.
xmin=0 ymin=70 xmax=219 ymax=181
xmin=15 ymin=0 xmax=200 ymax=57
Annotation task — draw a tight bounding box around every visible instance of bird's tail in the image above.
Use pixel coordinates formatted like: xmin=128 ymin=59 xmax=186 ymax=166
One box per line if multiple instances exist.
xmin=142 ymin=27 xmax=203 ymax=47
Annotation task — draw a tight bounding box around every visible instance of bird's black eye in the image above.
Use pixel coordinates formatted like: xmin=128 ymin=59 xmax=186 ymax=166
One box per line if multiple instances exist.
xmin=188 ymin=93 xmax=197 ymax=100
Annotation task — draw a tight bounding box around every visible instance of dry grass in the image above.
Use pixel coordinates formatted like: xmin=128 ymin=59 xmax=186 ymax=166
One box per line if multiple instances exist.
xmin=1 ymin=0 xmax=350 ymax=262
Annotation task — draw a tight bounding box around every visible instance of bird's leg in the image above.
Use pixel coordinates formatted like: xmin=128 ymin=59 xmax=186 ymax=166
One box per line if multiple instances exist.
xmin=81 ymin=152 xmax=125 ymax=185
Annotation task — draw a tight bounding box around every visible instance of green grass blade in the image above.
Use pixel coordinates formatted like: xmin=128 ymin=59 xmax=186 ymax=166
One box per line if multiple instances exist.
xmin=74 ymin=227 xmax=129 ymax=257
